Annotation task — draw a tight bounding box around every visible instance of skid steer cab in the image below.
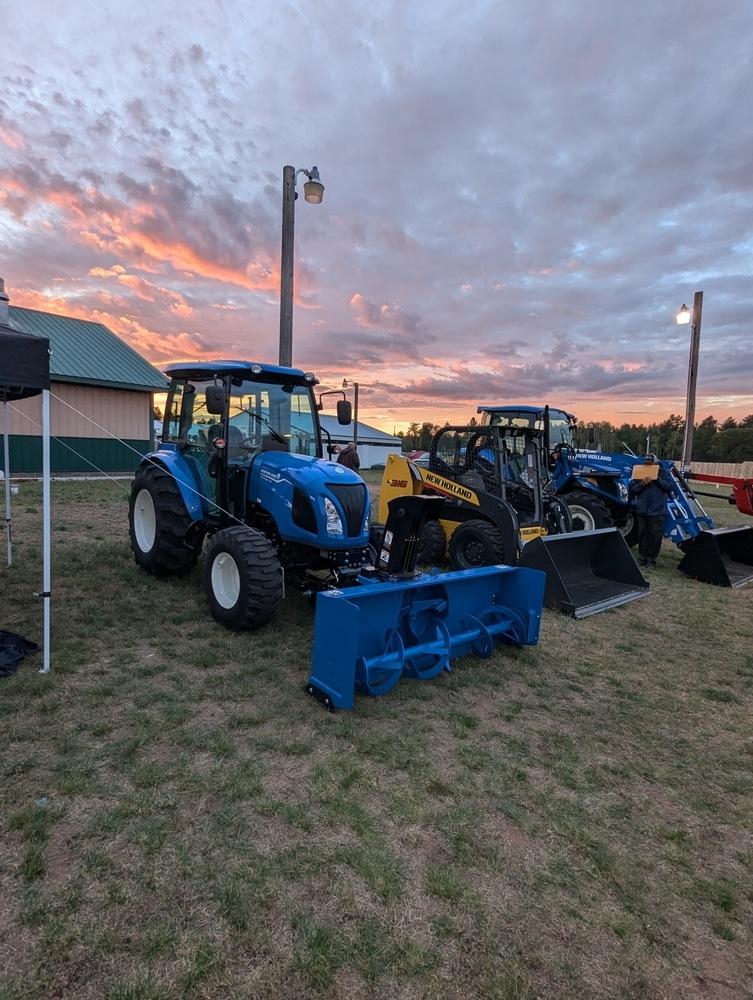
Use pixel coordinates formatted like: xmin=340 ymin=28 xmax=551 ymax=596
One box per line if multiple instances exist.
xmin=129 ymin=361 xmax=370 ymax=628
xmin=378 ymin=422 xmax=649 ymax=618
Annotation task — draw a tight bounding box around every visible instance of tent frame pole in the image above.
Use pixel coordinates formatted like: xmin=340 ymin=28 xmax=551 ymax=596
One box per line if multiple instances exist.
xmin=40 ymin=390 xmax=51 ymax=674
xmin=3 ymin=401 xmax=11 ymax=567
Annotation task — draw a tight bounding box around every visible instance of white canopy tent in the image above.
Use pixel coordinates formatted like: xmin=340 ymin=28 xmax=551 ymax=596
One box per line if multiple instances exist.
xmin=0 ymin=316 xmax=52 ymax=673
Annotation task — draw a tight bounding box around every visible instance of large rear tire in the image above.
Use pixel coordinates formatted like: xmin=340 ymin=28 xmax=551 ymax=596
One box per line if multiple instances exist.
xmin=129 ymin=464 xmax=202 ymax=576
xmin=448 ymin=519 xmax=510 ymax=570
xmin=563 ymin=491 xmax=613 ymax=532
xmin=204 ymin=526 xmax=283 ymax=629
xmin=619 ymin=511 xmax=639 ymax=548
xmin=417 ymin=520 xmax=447 ymax=565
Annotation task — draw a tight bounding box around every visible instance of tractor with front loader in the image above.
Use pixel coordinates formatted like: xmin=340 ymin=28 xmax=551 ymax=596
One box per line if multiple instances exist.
xmin=477 ymin=404 xmax=753 ymax=588
xmin=128 ymin=361 xmax=546 ymax=709
xmin=378 ymin=420 xmax=648 ymax=617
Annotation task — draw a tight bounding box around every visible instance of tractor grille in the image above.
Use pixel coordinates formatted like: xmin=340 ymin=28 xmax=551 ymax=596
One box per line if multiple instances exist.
xmin=326 ymin=482 xmax=367 ymax=537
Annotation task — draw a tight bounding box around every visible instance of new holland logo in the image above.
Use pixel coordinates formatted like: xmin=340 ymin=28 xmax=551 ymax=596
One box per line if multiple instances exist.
xmin=422 ymin=470 xmax=477 ymax=503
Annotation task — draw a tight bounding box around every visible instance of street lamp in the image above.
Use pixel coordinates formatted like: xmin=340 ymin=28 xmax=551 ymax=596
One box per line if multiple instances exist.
xmin=678 ymin=291 xmax=704 ymax=472
xmin=278 ymin=164 xmax=325 ymax=367
xmin=676 ymin=304 xmax=691 ymax=325
xmin=342 ymin=378 xmax=360 ymax=449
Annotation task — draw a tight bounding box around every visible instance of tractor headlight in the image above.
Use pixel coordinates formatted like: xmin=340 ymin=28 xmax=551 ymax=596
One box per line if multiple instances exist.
xmin=323 ymin=497 xmax=344 ymax=536
xmin=618 ymin=482 xmax=628 ymax=502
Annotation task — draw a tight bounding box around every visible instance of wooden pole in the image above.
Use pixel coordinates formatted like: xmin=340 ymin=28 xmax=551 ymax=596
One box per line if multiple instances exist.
xmin=353 ymin=382 xmax=359 ymax=450
xmin=279 ymin=165 xmax=296 ymax=367
xmin=680 ymin=290 xmax=703 ymax=471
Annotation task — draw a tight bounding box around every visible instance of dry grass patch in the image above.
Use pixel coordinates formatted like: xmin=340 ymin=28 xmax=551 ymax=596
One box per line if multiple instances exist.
xmin=0 ymin=481 xmax=752 ymax=998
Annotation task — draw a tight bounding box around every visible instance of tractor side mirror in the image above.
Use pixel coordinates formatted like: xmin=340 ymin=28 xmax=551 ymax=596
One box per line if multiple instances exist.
xmin=587 ymin=425 xmax=596 ymax=445
xmin=337 ymin=400 xmax=352 ymax=425
xmin=205 ymin=385 xmax=226 ymax=415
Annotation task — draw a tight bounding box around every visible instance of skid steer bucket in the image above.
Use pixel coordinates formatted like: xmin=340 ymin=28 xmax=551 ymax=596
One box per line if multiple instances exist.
xmin=677 ymin=526 xmax=753 ymax=588
xmin=518 ymin=527 xmax=649 ymax=618
xmin=306 ymin=564 xmax=545 ymax=710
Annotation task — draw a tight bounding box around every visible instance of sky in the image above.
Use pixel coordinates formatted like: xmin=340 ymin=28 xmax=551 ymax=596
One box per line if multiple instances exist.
xmin=1 ymin=0 xmax=752 ymax=433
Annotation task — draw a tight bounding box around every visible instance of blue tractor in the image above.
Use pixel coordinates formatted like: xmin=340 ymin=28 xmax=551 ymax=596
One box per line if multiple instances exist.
xmin=477 ymin=404 xmax=753 ymax=587
xmin=128 ymin=362 xmax=547 ymax=708
xmin=129 ymin=361 xmax=372 ymax=628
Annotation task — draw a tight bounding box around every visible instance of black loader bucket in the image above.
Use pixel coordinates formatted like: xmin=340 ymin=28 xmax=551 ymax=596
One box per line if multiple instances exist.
xmin=677 ymin=526 xmax=753 ymax=588
xmin=519 ymin=527 xmax=649 ymax=618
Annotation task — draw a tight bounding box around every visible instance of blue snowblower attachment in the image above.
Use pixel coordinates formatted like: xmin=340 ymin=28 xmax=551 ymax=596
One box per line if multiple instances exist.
xmin=307 ymin=496 xmax=545 ymax=710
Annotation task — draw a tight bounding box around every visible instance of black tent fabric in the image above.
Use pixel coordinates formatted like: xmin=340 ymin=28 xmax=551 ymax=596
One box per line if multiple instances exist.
xmin=0 ymin=322 xmax=50 ymax=401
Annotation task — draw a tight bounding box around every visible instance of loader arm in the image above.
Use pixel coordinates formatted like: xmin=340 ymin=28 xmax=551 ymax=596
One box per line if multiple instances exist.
xmin=378 ymin=454 xmax=521 ymax=557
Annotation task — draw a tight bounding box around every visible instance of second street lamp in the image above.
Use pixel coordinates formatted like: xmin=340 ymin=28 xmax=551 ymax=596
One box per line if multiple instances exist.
xmin=278 ymin=165 xmax=325 ymax=368
xmin=677 ymin=291 xmax=704 ymax=472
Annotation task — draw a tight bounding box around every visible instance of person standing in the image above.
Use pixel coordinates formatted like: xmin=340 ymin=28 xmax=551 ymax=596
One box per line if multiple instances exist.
xmin=337 ymin=440 xmax=360 ymax=471
xmin=628 ymin=454 xmax=673 ymax=568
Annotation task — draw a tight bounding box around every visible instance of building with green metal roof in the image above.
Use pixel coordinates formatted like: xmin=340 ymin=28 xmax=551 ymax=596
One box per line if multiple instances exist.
xmin=1 ymin=282 xmax=167 ymax=474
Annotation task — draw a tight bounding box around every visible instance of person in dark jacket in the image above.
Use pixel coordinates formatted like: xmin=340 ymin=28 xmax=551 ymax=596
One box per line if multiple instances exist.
xmin=628 ymin=454 xmax=673 ymax=567
xmin=337 ymin=441 xmax=360 ymax=471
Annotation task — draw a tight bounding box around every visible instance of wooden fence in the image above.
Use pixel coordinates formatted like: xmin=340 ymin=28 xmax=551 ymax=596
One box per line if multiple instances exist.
xmin=686 ymin=461 xmax=753 ymax=479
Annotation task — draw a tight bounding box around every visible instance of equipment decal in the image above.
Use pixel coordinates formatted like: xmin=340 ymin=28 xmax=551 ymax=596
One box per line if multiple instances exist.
xmin=421 ymin=470 xmax=479 ymax=504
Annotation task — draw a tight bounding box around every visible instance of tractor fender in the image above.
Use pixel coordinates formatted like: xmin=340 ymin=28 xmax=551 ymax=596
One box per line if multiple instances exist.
xmin=570 ymin=474 xmax=630 ymax=509
xmin=138 ymin=451 xmax=206 ymax=523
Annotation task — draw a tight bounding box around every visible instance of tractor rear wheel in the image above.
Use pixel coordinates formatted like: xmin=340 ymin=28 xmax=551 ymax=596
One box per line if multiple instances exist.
xmin=563 ymin=491 xmax=613 ymax=532
xmin=619 ymin=511 xmax=639 ymax=547
xmin=129 ymin=464 xmax=201 ymax=576
xmin=204 ymin=526 xmax=282 ymax=629
xmin=448 ymin=519 xmax=510 ymax=570
xmin=417 ymin=520 xmax=446 ymax=565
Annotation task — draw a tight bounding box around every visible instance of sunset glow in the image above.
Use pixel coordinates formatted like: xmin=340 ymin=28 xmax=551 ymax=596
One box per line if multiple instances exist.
xmin=1 ymin=3 xmax=752 ymax=434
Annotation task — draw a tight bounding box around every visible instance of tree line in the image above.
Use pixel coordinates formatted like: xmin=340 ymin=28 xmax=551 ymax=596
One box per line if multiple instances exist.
xmin=398 ymin=414 xmax=753 ymax=462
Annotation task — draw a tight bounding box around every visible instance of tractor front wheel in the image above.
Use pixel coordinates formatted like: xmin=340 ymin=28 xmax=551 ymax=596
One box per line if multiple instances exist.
xmin=448 ymin=519 xmax=509 ymax=570
xmin=417 ymin=520 xmax=446 ymax=565
xmin=129 ymin=464 xmax=202 ymax=576
xmin=204 ymin=526 xmax=283 ymax=630
xmin=563 ymin=491 xmax=613 ymax=532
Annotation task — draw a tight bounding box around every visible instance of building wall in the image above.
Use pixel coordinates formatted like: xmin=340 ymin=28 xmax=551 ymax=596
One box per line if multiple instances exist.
xmin=2 ymin=382 xmax=152 ymax=473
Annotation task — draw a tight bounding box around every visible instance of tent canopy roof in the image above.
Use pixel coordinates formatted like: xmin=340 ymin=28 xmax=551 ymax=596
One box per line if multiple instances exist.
xmin=0 ymin=323 xmax=50 ymax=402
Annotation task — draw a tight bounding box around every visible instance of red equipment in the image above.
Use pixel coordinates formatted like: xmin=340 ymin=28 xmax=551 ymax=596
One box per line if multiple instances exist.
xmin=687 ymin=473 xmax=753 ymax=518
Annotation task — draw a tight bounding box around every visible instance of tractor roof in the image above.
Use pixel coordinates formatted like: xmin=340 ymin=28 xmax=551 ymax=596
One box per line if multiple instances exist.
xmin=163 ymin=360 xmax=318 ymax=385
xmin=477 ymin=404 xmax=576 ymax=420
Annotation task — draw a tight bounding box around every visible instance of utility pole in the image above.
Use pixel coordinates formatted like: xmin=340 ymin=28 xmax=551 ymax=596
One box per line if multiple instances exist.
xmin=278 ymin=165 xmax=296 ymax=367
xmin=352 ymin=382 xmax=359 ymax=450
xmin=680 ymin=290 xmax=703 ymax=472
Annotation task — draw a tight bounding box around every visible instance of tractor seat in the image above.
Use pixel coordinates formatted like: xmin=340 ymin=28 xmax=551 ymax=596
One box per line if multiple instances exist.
xmin=459 ymin=470 xmax=486 ymax=493
xmin=261 ymin=435 xmax=289 ymax=452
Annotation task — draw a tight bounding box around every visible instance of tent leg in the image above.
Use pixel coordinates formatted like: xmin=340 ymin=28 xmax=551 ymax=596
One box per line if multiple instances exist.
xmin=40 ymin=390 xmax=51 ymax=675
xmin=3 ymin=401 xmax=11 ymax=568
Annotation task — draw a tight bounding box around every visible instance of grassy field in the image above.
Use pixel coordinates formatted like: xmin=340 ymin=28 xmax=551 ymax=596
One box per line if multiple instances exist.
xmin=1 ymin=474 xmax=752 ymax=999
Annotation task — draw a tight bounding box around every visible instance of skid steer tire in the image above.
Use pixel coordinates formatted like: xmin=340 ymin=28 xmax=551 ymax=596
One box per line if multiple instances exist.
xmin=448 ymin=519 xmax=510 ymax=570
xmin=129 ymin=464 xmax=202 ymax=576
xmin=417 ymin=520 xmax=447 ymax=565
xmin=563 ymin=491 xmax=613 ymax=533
xmin=204 ymin=526 xmax=282 ymax=630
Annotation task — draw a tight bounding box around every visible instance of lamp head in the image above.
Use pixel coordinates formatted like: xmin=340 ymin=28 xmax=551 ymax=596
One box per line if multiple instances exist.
xmin=676 ymin=304 xmax=691 ymax=325
xmin=303 ymin=166 xmax=324 ymax=204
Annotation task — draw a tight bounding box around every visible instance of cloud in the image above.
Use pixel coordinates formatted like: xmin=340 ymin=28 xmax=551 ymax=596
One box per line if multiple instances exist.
xmin=1 ymin=0 xmax=752 ymax=429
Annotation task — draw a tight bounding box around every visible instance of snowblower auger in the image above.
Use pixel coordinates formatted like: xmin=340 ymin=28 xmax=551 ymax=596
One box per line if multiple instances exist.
xmin=306 ymin=496 xmax=546 ymax=710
